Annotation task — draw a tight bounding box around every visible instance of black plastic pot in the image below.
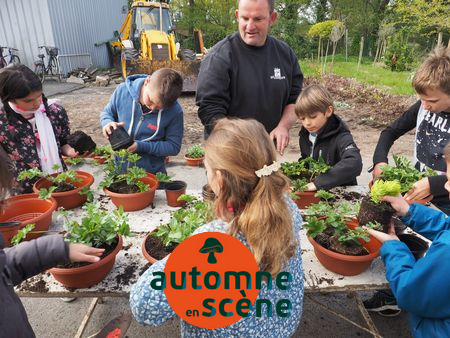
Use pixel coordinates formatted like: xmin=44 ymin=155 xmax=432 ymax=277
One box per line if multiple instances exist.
xmin=108 ymin=126 xmax=134 ymax=151
xmin=397 ymin=233 xmax=428 ymax=260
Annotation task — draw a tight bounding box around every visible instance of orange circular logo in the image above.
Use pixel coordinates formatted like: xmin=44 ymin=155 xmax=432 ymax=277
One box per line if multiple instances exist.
xmin=164 ymin=232 xmax=260 ymax=329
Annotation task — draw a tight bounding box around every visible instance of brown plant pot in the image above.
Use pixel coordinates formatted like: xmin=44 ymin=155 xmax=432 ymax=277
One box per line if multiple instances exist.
xmin=202 ymin=184 xmax=216 ymax=202
xmin=141 ymin=232 xmax=178 ymax=264
xmin=292 ymin=191 xmax=320 ymax=209
xmin=93 ymin=155 xmax=107 ymax=165
xmin=0 ymin=222 xmax=21 ymax=247
xmin=104 ymin=177 xmax=158 ymax=212
xmin=33 ymin=171 xmax=94 ymax=210
xmin=146 ymin=172 xmax=160 ymax=189
xmin=397 ymin=233 xmax=429 ymax=260
xmin=308 ymin=220 xmax=381 ymax=276
xmin=0 ymin=194 xmax=57 ymax=244
xmin=165 ymin=181 xmax=187 ymax=207
xmin=184 ymin=155 xmax=204 ymax=167
xmin=357 ymin=197 xmax=395 ymax=232
xmin=49 ymin=236 xmax=123 ymax=288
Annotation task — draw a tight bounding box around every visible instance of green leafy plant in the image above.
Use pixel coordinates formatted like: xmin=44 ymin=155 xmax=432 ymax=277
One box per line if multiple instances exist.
xmin=379 ymin=154 xmax=436 ymax=193
xmin=10 ymin=224 xmax=35 ymax=246
xmin=291 ymin=178 xmax=309 ymax=193
xmin=152 ymin=195 xmax=214 ymax=247
xmin=99 ymin=149 xmax=149 ymax=193
xmin=94 ymin=145 xmax=113 ymax=157
xmin=60 ymin=203 xmax=130 ymax=247
xmin=185 ymin=144 xmax=205 ymax=159
xmin=64 ymin=157 xmax=83 ymax=166
xmin=18 ymin=165 xmax=84 ymax=197
xmin=370 ymin=180 xmax=401 ymax=204
xmin=155 ymin=172 xmax=172 ymax=183
xmin=281 ymin=157 xmax=331 ymax=181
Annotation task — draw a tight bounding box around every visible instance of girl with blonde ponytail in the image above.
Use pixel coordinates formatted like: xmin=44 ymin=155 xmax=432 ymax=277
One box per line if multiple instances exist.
xmin=131 ymin=118 xmax=304 ymax=337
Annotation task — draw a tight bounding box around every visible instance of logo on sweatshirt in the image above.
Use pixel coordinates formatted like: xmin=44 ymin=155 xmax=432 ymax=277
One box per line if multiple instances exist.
xmin=147 ymin=123 xmax=157 ymax=130
xmin=270 ymin=67 xmax=286 ymax=80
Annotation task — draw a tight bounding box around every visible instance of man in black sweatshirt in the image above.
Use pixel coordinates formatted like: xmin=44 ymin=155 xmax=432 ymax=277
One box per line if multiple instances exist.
xmin=196 ymin=0 xmax=303 ymax=155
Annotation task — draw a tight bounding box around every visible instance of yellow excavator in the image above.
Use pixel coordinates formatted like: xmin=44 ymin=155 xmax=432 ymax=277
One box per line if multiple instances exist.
xmin=112 ymin=0 xmax=204 ymax=92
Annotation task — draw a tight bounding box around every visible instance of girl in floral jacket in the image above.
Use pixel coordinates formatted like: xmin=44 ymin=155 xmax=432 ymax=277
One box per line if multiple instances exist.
xmin=0 ymin=65 xmax=78 ymax=193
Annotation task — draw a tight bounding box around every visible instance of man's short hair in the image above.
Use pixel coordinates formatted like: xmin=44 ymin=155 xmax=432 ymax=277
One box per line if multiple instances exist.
xmin=151 ymin=68 xmax=183 ymax=108
xmin=238 ymin=0 xmax=275 ymax=13
xmin=295 ymin=84 xmax=334 ymax=118
xmin=413 ymin=47 xmax=450 ymax=96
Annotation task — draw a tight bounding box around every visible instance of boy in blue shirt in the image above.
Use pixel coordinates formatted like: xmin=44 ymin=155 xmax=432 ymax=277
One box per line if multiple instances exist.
xmin=366 ymin=141 xmax=450 ymax=338
xmin=100 ymin=68 xmax=183 ymax=174
xmin=295 ymin=84 xmax=362 ymax=191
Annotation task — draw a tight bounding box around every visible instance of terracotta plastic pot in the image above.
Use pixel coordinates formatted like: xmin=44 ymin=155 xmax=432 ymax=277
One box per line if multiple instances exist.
xmin=0 ymin=222 xmax=21 ymax=247
xmin=165 ymin=181 xmax=187 ymax=207
xmin=146 ymin=172 xmax=160 ymax=189
xmin=184 ymin=155 xmax=204 ymax=167
xmin=308 ymin=220 xmax=382 ymax=276
xmin=33 ymin=171 xmax=94 ymax=210
xmin=0 ymin=194 xmax=57 ymax=244
xmin=292 ymin=191 xmax=320 ymax=209
xmin=141 ymin=233 xmax=158 ymax=264
xmin=398 ymin=233 xmax=429 ymax=260
xmin=104 ymin=176 xmax=157 ymax=211
xmin=49 ymin=236 xmax=123 ymax=288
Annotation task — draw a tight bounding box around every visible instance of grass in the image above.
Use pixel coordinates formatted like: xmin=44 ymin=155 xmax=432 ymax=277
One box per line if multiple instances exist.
xmin=300 ymin=55 xmax=416 ymax=96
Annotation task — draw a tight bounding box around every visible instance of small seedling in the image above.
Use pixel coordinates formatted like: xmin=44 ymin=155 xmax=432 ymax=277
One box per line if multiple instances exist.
xmin=185 ymin=144 xmax=205 ymax=159
xmin=11 ymin=224 xmax=35 ymax=246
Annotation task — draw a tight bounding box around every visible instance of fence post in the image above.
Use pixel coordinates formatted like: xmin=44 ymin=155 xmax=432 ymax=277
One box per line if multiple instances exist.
xmin=357 ymin=36 xmax=364 ymax=70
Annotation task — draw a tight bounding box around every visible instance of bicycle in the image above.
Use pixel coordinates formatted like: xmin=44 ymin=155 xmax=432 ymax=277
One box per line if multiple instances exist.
xmin=34 ymin=46 xmax=61 ymax=82
xmin=0 ymin=46 xmax=21 ymax=68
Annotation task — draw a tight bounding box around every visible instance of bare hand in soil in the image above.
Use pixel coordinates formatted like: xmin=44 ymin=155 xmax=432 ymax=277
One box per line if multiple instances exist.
xmin=127 ymin=142 xmax=138 ymax=153
xmin=269 ymin=125 xmax=289 ymax=155
xmin=68 ymin=243 xmax=105 ymax=263
xmin=61 ymin=144 xmax=79 ymax=158
xmin=404 ymin=178 xmax=431 ymax=201
xmin=365 ymin=221 xmax=399 ymax=243
xmin=382 ymin=195 xmax=410 ymax=217
xmin=102 ymin=121 xmax=125 ymax=138
xmin=373 ymin=162 xmax=387 ymax=179
xmin=305 ymin=182 xmax=317 ymax=191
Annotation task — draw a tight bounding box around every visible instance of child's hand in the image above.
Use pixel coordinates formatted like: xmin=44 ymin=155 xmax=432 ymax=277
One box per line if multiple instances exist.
xmin=61 ymin=144 xmax=79 ymax=158
xmin=127 ymin=142 xmax=138 ymax=153
xmin=102 ymin=121 xmax=125 ymax=138
xmin=68 ymin=243 xmax=105 ymax=263
xmin=373 ymin=162 xmax=387 ymax=179
xmin=404 ymin=178 xmax=431 ymax=201
xmin=382 ymin=195 xmax=410 ymax=217
xmin=305 ymin=182 xmax=317 ymax=191
xmin=365 ymin=221 xmax=399 ymax=243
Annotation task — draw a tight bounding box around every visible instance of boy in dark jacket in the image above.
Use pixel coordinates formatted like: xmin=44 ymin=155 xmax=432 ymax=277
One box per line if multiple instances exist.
xmin=295 ymin=84 xmax=362 ymax=191
xmin=101 ymin=68 xmax=183 ymax=174
xmin=0 ymin=148 xmax=104 ymax=337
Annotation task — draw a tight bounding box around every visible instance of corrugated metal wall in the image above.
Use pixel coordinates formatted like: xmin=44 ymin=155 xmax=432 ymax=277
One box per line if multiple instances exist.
xmin=47 ymin=0 xmax=128 ymax=75
xmin=0 ymin=0 xmax=127 ymax=75
xmin=0 ymin=0 xmax=55 ymax=70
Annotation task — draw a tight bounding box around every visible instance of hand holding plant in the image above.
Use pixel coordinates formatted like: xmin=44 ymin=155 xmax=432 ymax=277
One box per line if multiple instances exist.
xmin=364 ymin=221 xmax=399 ymax=243
xmin=382 ymin=195 xmax=410 ymax=217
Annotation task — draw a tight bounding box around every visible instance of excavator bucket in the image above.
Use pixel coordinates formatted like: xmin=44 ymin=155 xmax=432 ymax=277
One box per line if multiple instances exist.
xmin=126 ymin=59 xmax=201 ymax=93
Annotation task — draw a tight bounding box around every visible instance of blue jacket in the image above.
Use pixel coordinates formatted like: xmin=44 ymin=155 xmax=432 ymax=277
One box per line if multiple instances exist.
xmin=100 ymin=75 xmax=183 ymax=173
xmin=381 ymin=203 xmax=450 ymax=338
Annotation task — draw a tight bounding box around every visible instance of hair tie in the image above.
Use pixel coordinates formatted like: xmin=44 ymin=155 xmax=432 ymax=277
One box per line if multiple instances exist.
xmin=255 ymin=161 xmax=280 ymax=178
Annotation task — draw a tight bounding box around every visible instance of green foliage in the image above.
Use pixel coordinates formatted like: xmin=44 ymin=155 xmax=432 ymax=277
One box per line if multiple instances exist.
xmin=185 ymin=144 xmax=205 ymax=158
xmin=18 ymin=167 xmax=83 ymax=197
xmin=314 ymin=190 xmax=335 ymax=202
xmin=61 ymin=203 xmax=130 ymax=247
xmin=370 ymin=180 xmax=401 ymax=204
xmin=64 ymin=157 xmax=83 ymax=166
xmin=308 ymin=20 xmax=342 ymax=39
xmin=365 ymin=221 xmax=383 ymax=231
xmin=94 ymin=145 xmax=113 ymax=157
xmin=304 ymin=216 xmax=327 ymax=238
xmin=11 ymin=224 xmax=35 ymax=246
xmin=379 ymin=154 xmax=436 ymax=193
xmin=281 ymin=157 xmax=331 ymax=181
xmin=291 ymin=178 xmax=309 ymax=193
xmin=155 ymin=172 xmax=172 ymax=183
xmin=152 ymin=195 xmax=214 ymax=247
xmin=99 ymin=149 xmax=149 ymax=192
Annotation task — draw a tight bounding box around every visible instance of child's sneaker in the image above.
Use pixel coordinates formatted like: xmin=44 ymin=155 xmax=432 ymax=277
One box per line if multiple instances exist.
xmin=363 ymin=290 xmax=401 ymax=317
